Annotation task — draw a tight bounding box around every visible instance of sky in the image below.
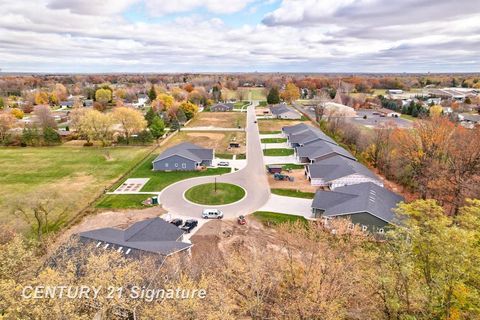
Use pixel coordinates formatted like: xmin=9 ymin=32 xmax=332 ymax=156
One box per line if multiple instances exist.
xmin=0 ymin=0 xmax=479 ymax=73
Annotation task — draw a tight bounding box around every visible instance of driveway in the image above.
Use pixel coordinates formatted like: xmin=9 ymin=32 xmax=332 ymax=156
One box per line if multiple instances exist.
xmin=159 ymin=102 xmax=270 ymax=219
xmin=258 ymin=194 xmax=313 ymax=218
xmin=263 ymin=155 xmax=299 ymax=165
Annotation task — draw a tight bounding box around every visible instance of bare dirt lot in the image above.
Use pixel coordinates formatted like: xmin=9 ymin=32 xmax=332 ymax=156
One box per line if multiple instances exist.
xmin=167 ymin=131 xmax=246 ymax=154
xmin=267 ymin=169 xmax=318 ymax=192
xmin=258 ymin=119 xmax=313 ymax=132
xmin=187 ymin=112 xmax=246 ymax=128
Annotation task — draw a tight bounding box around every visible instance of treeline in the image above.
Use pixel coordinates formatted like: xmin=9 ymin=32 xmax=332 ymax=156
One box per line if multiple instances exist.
xmin=1 ymin=199 xmax=479 ymax=319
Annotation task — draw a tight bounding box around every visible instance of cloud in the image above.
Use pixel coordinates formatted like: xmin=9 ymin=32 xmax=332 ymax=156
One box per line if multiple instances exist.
xmin=144 ymin=0 xmax=255 ymax=15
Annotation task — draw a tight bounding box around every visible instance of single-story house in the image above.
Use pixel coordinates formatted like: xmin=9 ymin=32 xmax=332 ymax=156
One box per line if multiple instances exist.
xmin=458 ymin=113 xmax=480 ymax=128
xmin=387 ymin=89 xmax=403 ymax=95
xmin=376 ymin=108 xmax=401 ymax=117
xmin=60 ymin=100 xmax=74 ymax=108
xmin=305 ymin=155 xmax=383 ymax=189
xmin=311 ymin=182 xmax=404 ymax=233
xmin=152 ymin=142 xmax=213 ymax=171
xmin=78 ymin=217 xmax=192 ymax=258
xmin=210 ymin=103 xmax=234 ymax=112
xmin=295 ymin=140 xmax=356 ymax=163
xmin=282 ymin=123 xmax=337 ymax=147
xmin=83 ymin=99 xmax=93 ymax=107
xmin=270 ymin=104 xmax=302 ymax=120
xmin=133 ymin=94 xmax=148 ymax=108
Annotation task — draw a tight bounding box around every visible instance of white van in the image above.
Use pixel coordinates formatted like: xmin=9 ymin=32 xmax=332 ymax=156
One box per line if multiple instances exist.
xmin=202 ymin=209 xmax=224 ymax=219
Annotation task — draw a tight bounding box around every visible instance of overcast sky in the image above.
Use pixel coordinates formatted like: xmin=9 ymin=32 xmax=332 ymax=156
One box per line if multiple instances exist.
xmin=0 ymin=0 xmax=479 ymax=73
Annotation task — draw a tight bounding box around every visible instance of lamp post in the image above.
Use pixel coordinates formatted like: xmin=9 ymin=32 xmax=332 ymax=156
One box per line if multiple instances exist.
xmin=214 ymin=177 xmax=217 ymax=193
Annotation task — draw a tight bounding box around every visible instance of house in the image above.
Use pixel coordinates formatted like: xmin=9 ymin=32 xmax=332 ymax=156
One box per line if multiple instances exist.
xmin=311 ymin=182 xmax=404 ymax=232
xmin=282 ymin=123 xmax=337 ymax=147
xmin=270 ymin=104 xmax=302 ymax=120
xmin=376 ymin=108 xmax=401 ymax=117
xmin=296 ymin=140 xmax=356 ymax=163
xmin=210 ymin=103 xmax=234 ymax=112
xmin=152 ymin=142 xmax=213 ymax=171
xmin=59 ymin=100 xmax=74 ymax=108
xmin=78 ymin=217 xmax=192 ymax=258
xmin=83 ymin=99 xmax=93 ymax=107
xmin=458 ymin=113 xmax=480 ymax=128
xmin=323 ymin=102 xmax=357 ymax=117
xmin=133 ymin=94 xmax=148 ymax=108
xmin=387 ymin=89 xmax=403 ymax=95
xmin=305 ymin=155 xmax=383 ymax=189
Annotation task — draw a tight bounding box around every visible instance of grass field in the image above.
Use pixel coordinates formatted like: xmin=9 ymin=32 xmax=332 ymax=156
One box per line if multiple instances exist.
xmin=258 ymin=119 xmax=312 ymax=132
xmin=187 ymin=112 xmax=246 ymax=128
xmin=252 ymin=211 xmax=307 ymax=226
xmin=0 ymin=145 xmax=153 ymax=227
xmin=400 ymin=114 xmax=417 ymax=121
xmin=222 ymin=87 xmax=267 ymax=101
xmin=185 ymin=183 xmax=245 ymax=205
xmin=271 ymin=188 xmax=315 ymax=199
xmin=95 ymin=194 xmax=157 ymax=209
xmin=259 ymin=130 xmax=282 ymax=134
xmin=260 ymin=138 xmax=287 ymax=143
xmin=263 ymin=148 xmax=294 ymax=156
xmin=233 ymin=101 xmax=249 ymax=109
xmin=279 ymin=163 xmax=305 ymax=170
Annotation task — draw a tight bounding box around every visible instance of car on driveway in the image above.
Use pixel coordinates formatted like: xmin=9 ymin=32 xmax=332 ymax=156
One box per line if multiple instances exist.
xmin=217 ymin=161 xmax=229 ymax=167
xmin=181 ymin=219 xmax=198 ymax=233
xmin=202 ymin=209 xmax=224 ymax=219
xmin=170 ymin=218 xmax=183 ymax=227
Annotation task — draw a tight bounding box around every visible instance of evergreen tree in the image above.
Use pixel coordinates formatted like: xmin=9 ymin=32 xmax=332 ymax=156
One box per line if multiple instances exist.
xmin=149 ymin=116 xmax=165 ymax=141
xmin=43 ymin=126 xmax=61 ymax=145
xmin=212 ymin=86 xmax=222 ymax=102
xmin=147 ymin=85 xmax=156 ymax=102
xmin=145 ymin=107 xmax=156 ymax=126
xmin=21 ymin=127 xmax=41 ymax=146
xmin=267 ymin=87 xmax=280 ymax=104
xmin=0 ymin=96 xmax=4 ymax=109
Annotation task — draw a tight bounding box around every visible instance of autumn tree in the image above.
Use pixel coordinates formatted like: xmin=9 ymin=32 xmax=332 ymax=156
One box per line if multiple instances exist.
xmin=112 ymin=107 xmax=147 ymax=144
xmin=281 ymin=82 xmax=300 ymax=103
xmin=179 ymin=101 xmax=198 ymax=120
xmin=34 ymin=91 xmax=49 ymax=105
xmin=33 ymin=105 xmax=57 ymax=129
xmin=10 ymin=108 xmax=24 ymax=119
xmin=95 ymin=88 xmax=112 ymax=106
xmin=54 ymin=83 xmax=68 ymax=101
xmin=0 ymin=111 xmax=17 ymax=144
xmin=153 ymin=93 xmax=175 ymax=112
xmin=72 ymin=109 xmax=114 ymax=146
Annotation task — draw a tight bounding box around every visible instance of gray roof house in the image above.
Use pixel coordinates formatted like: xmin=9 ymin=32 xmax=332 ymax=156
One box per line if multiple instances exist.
xmin=60 ymin=100 xmax=74 ymax=108
xmin=210 ymin=103 xmax=234 ymax=112
xmin=296 ymin=140 xmax=356 ymax=163
xmin=311 ymin=182 xmax=404 ymax=232
xmin=306 ymin=155 xmax=383 ymax=189
xmin=282 ymin=123 xmax=337 ymax=147
xmin=282 ymin=123 xmax=310 ymax=136
xmin=152 ymin=142 xmax=213 ymax=171
xmin=270 ymin=104 xmax=302 ymax=120
xmin=78 ymin=217 xmax=192 ymax=258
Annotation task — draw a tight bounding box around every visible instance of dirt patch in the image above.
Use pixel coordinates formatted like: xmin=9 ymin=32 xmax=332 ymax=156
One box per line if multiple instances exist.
xmin=187 ymin=112 xmax=246 ymax=128
xmin=255 ymin=107 xmax=271 ymax=116
xmin=267 ymin=169 xmax=318 ymax=192
xmin=166 ymin=131 xmax=246 ymax=154
xmin=258 ymin=119 xmax=313 ymax=132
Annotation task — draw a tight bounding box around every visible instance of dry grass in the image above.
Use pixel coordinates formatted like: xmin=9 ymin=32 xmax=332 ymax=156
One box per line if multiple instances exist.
xmin=167 ymin=131 xmax=246 ymax=154
xmin=187 ymin=112 xmax=246 ymax=128
xmin=267 ymin=169 xmax=318 ymax=192
xmin=258 ymin=119 xmax=314 ymax=132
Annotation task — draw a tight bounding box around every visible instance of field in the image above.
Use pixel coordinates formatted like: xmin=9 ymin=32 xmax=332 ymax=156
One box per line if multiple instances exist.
xmin=260 ymin=138 xmax=287 ymax=143
xmin=95 ymin=194 xmax=157 ymax=209
xmin=168 ymin=131 xmax=246 ymax=155
xmin=187 ymin=112 xmax=246 ymax=128
xmin=270 ymin=188 xmax=315 ymax=199
xmin=258 ymin=119 xmax=313 ymax=132
xmin=222 ymin=87 xmax=267 ymax=101
xmin=0 ymin=145 xmax=152 ymax=227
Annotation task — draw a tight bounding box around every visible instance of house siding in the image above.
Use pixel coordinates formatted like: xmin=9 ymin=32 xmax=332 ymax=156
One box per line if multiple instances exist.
xmin=311 ymin=210 xmax=389 ymax=232
xmin=153 ymin=155 xmax=197 ymax=171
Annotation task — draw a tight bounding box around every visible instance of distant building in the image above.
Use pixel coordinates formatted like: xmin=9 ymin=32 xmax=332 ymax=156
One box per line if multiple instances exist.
xmin=270 ymin=104 xmax=302 ymax=120
xmin=210 ymin=103 xmax=234 ymax=112
xmin=59 ymin=100 xmax=74 ymax=108
xmin=152 ymin=142 xmax=213 ymax=171
xmin=133 ymin=94 xmax=148 ymax=108
xmin=387 ymin=89 xmax=403 ymax=94
xmin=376 ymin=108 xmax=401 ymax=117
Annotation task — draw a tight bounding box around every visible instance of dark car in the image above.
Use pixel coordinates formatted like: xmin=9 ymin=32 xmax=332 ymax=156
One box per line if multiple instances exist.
xmin=170 ymin=218 xmax=183 ymax=227
xmin=181 ymin=219 xmax=198 ymax=233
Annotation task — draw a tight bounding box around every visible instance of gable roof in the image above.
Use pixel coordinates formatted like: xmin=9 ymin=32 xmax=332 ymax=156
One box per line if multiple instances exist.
xmin=289 ymin=128 xmax=337 ymax=146
xmin=312 ymin=182 xmax=404 ymax=224
xmin=297 ymin=140 xmax=356 ymax=161
xmin=79 ymin=217 xmax=191 ymax=256
xmin=282 ymin=123 xmax=310 ymax=135
xmin=211 ymin=103 xmax=234 ymax=110
xmin=153 ymin=142 xmax=213 ymax=163
xmin=308 ymin=155 xmax=380 ymax=182
xmin=270 ymin=104 xmax=297 ymax=116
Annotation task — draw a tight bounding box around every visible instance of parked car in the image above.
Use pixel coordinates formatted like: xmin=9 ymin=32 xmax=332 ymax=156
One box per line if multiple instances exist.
xmin=170 ymin=218 xmax=183 ymax=227
xmin=218 ymin=161 xmax=229 ymax=167
xmin=237 ymin=215 xmax=246 ymax=225
xmin=181 ymin=219 xmax=198 ymax=233
xmin=202 ymin=208 xmax=224 ymax=219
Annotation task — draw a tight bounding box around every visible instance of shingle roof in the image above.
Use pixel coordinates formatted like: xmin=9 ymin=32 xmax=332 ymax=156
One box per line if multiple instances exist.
xmin=312 ymin=182 xmax=404 ymax=224
xmin=296 ymin=140 xmax=356 ymax=161
xmin=211 ymin=103 xmax=234 ymax=110
xmin=79 ymin=217 xmax=191 ymax=256
xmin=270 ymin=104 xmax=297 ymax=116
xmin=153 ymin=142 xmax=213 ymax=163
xmin=308 ymin=155 xmax=380 ymax=182
xmin=282 ymin=123 xmax=310 ymax=135
xmin=289 ymin=128 xmax=337 ymax=146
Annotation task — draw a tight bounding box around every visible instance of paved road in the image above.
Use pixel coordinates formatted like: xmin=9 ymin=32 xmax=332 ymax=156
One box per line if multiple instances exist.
xmin=159 ymin=101 xmax=271 ymax=218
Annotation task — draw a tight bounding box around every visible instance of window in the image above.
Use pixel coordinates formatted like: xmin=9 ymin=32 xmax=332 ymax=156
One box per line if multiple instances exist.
xmin=175 ymin=163 xmax=179 ymax=168
xmin=182 ymin=163 xmax=186 ymax=168
xmin=125 ymin=248 xmax=131 ymax=255
xmin=96 ymin=242 xmax=102 ymax=248
xmin=165 ymin=163 xmax=168 ymax=167
xmin=362 ymin=225 xmax=368 ymax=232
xmin=103 ymin=243 xmax=110 ymax=249
xmin=378 ymin=228 xmax=384 ymax=234
xmin=117 ymin=246 xmax=123 ymax=253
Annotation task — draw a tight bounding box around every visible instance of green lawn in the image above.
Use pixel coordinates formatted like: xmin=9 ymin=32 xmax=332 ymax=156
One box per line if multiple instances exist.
xmin=263 ymin=148 xmax=294 ymax=156
xmin=260 ymin=130 xmax=282 ymax=134
xmin=280 ymin=163 xmax=305 ymax=170
xmin=95 ymin=194 xmax=157 ymax=209
xmin=233 ymin=101 xmax=249 ymax=109
xmin=252 ymin=211 xmax=307 ymax=226
xmin=260 ymin=138 xmax=287 ymax=143
xmin=400 ymin=114 xmax=417 ymax=121
xmin=0 ymin=145 xmax=153 ymax=227
xmin=112 ymin=155 xmax=231 ymax=192
xmin=236 ymin=153 xmax=246 ymax=160
xmin=185 ymin=183 xmax=245 ymax=205
xmin=271 ymin=189 xmax=315 ymax=199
